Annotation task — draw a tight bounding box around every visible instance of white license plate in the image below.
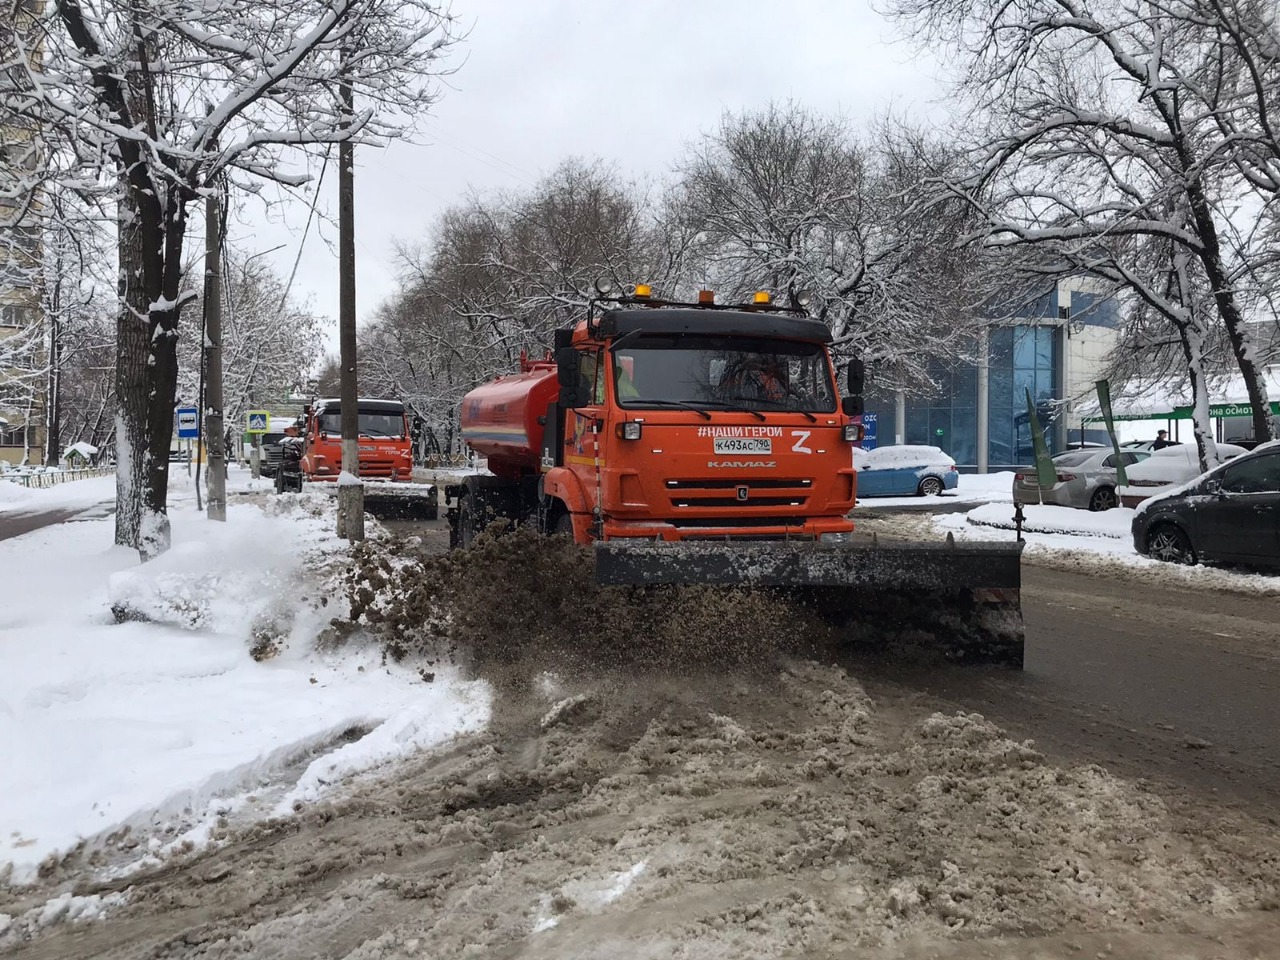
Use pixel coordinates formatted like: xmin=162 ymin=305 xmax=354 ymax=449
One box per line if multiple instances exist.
xmin=713 ymin=437 xmax=772 ymax=454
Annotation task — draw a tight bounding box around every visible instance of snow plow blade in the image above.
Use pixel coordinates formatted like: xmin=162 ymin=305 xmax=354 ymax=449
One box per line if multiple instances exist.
xmin=325 ymin=482 xmax=439 ymax=521
xmin=594 ymin=539 xmax=1025 ymax=667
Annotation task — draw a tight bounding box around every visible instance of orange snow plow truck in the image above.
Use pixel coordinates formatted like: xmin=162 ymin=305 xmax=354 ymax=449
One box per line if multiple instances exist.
xmin=275 ymin=397 xmax=437 ymax=520
xmin=447 ymin=287 xmax=1023 ymax=666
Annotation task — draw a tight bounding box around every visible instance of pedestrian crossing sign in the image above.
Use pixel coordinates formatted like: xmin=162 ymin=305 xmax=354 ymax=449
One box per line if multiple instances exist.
xmin=246 ymin=410 xmax=270 ymax=434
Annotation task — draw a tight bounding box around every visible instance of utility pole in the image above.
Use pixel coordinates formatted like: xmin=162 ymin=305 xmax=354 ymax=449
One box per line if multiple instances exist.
xmin=204 ymin=159 xmax=227 ymax=522
xmin=336 ymin=44 xmax=364 ymax=541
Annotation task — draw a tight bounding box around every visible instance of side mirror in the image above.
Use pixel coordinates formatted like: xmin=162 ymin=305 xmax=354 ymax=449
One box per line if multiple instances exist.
xmin=842 ymin=395 xmax=864 ymax=417
xmin=556 ymin=347 xmax=586 ymax=408
xmin=1205 ymin=478 xmax=1223 ymax=496
xmin=846 ymin=357 xmax=866 ymax=397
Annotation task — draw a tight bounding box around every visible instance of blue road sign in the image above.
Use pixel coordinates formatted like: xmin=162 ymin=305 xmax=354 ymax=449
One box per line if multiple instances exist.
xmin=176 ymin=407 xmax=200 ymax=439
xmin=861 ymin=412 xmax=878 ymax=450
xmin=246 ymin=410 xmax=270 ymax=434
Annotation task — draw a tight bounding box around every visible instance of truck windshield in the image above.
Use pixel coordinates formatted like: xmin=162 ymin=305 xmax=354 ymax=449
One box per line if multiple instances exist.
xmin=317 ymin=411 xmax=405 ymax=438
xmin=612 ymin=335 xmax=836 ymax=413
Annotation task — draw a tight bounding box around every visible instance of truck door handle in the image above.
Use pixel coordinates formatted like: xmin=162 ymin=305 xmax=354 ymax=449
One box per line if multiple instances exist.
xmin=1255 ymin=505 xmax=1274 ymax=513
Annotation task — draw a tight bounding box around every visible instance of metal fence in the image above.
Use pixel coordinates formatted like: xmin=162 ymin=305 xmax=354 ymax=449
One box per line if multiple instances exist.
xmin=2 ymin=466 xmax=113 ymax=489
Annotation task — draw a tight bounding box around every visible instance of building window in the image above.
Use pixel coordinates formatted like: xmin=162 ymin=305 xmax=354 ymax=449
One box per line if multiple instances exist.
xmin=0 ymin=303 xmax=36 ymax=327
xmin=0 ymin=424 xmax=30 ymax=447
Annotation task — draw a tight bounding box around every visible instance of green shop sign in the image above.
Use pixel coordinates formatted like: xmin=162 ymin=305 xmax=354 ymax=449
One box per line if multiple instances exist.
xmin=1084 ymin=400 xmax=1280 ymax=423
xmin=1170 ymin=401 xmax=1280 ymax=420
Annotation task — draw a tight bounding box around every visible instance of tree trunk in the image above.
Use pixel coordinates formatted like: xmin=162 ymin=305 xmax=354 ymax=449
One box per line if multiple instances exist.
xmin=1183 ymin=178 xmax=1273 ymax=443
xmin=115 ymin=192 xmax=149 ymax=548
xmin=1176 ymin=319 xmax=1221 ymax=475
xmin=137 ymin=199 xmax=189 ymax=559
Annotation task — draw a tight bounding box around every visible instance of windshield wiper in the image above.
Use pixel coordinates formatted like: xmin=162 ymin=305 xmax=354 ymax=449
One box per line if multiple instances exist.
xmin=750 ymin=398 xmax=818 ymax=423
xmin=631 ymin=399 xmax=713 ymax=421
xmin=701 ymin=399 xmax=768 ymax=422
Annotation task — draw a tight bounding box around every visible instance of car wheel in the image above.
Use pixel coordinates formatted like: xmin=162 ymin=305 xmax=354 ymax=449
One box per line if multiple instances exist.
xmin=1089 ymin=486 xmax=1117 ymax=511
xmin=918 ymin=476 xmax=944 ymax=497
xmin=1147 ymin=524 xmax=1196 ymax=565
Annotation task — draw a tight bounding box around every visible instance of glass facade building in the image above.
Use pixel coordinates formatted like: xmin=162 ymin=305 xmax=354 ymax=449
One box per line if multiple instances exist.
xmin=863 ymin=284 xmax=1119 ymax=471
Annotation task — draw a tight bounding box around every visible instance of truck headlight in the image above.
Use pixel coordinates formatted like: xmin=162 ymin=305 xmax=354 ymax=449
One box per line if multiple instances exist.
xmin=842 ymin=424 xmax=864 ymax=442
xmin=820 ymin=531 xmax=852 ymax=544
xmin=616 ymin=421 xmax=642 ymax=441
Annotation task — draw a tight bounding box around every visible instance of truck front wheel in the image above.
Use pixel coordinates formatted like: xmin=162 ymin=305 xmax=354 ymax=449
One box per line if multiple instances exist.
xmin=553 ymin=510 xmax=574 ymax=540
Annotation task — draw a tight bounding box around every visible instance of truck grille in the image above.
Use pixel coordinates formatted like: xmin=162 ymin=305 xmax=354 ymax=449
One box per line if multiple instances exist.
xmin=664 ymin=477 xmax=813 ymax=512
xmin=359 ymin=460 xmax=396 ymax=478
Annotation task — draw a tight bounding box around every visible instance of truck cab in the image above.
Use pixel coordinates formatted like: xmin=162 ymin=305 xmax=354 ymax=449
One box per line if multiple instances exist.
xmin=299 ymin=398 xmax=415 ymax=482
xmin=455 ymin=289 xmax=865 ymax=545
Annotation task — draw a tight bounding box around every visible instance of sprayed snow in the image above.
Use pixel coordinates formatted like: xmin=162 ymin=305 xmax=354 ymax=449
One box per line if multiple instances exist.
xmin=338 ymin=470 xmax=363 ymax=486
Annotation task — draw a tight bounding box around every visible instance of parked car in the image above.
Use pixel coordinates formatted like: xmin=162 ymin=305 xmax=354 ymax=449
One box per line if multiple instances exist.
xmin=1012 ymin=447 xmax=1150 ymax=511
xmin=853 ymin=445 xmax=958 ymax=497
xmin=1132 ymin=442 xmax=1280 ymax=566
xmin=1118 ymin=442 xmax=1247 ymax=507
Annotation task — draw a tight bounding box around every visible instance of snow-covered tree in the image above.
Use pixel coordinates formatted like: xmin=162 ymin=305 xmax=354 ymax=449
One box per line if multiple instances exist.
xmin=3 ymin=0 xmax=458 ymax=556
xmin=673 ymin=104 xmax=986 ymax=389
xmin=885 ymin=0 xmax=1277 ymax=450
xmin=177 ymin=249 xmax=325 ymax=429
xmin=365 ymin=159 xmax=679 ymax=453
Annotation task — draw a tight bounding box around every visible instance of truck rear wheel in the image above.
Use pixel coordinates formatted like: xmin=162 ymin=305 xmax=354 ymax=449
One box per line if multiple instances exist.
xmin=457 ymin=493 xmax=480 ymax=548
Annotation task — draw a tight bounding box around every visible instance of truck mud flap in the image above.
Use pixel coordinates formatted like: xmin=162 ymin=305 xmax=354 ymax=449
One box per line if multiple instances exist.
xmin=594 ymin=540 xmax=1025 ymax=668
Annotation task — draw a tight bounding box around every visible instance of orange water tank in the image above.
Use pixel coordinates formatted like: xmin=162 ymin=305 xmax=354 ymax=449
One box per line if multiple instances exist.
xmin=459 ymin=362 xmax=560 ymax=479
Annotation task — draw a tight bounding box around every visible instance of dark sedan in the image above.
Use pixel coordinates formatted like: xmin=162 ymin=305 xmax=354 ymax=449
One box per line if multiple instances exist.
xmin=1132 ymin=443 xmax=1280 ymax=567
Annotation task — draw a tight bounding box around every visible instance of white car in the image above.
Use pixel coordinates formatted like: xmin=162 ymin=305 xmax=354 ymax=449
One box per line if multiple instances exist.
xmin=1119 ymin=442 xmax=1248 ymax=507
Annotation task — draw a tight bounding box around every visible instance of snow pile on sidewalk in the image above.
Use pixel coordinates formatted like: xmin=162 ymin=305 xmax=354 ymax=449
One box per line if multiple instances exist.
xmin=0 ymin=491 xmax=489 ymax=889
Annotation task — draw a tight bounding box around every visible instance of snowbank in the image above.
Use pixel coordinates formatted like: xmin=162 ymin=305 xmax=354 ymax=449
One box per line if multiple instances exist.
xmin=0 ymin=479 xmax=489 ymax=886
xmin=966 ymin=502 xmax=1133 ymax=539
xmin=856 ymin=470 xmax=1015 ymax=508
xmin=0 ymin=473 xmax=114 ymax=515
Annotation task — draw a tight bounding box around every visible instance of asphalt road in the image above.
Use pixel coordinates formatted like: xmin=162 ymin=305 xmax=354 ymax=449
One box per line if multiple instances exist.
xmin=0 ymin=502 xmax=115 ymax=541
xmin=859 ymin=561 xmax=1280 ymax=809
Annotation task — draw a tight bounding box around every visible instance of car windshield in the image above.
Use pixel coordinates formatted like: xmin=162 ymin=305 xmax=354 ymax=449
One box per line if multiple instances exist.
xmin=317 ymin=410 xmax=405 ymax=438
xmin=611 ymin=334 xmax=836 ymax=413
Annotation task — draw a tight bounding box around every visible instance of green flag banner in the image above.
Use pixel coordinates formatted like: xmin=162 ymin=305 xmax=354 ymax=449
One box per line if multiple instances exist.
xmin=1095 ymin=379 xmax=1128 ymax=487
xmin=1026 ymin=388 xmax=1057 ymax=492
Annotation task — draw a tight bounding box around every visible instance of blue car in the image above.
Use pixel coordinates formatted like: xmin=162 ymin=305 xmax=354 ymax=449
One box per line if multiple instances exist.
xmin=854 ymin=445 xmax=959 ymax=498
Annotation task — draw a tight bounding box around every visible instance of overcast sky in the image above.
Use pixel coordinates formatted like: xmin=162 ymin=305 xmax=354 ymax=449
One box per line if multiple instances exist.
xmin=230 ymin=1 xmax=948 ymax=352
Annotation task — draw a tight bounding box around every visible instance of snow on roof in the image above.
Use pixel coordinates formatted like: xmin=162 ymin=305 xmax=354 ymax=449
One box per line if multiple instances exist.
xmin=63 ymin=441 xmax=98 ymax=459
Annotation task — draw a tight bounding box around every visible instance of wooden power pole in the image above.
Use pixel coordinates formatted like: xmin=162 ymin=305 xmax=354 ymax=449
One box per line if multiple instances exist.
xmin=204 ymin=165 xmax=227 ymax=522
xmin=336 ymin=47 xmax=365 ymax=541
